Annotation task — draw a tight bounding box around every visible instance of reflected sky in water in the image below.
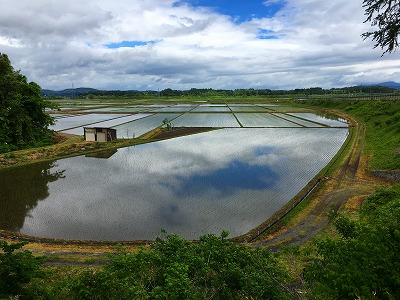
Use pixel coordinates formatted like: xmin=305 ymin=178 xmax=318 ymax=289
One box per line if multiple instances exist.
xmin=174 ymin=158 xmax=278 ymax=197
xmin=1 ymin=128 xmax=348 ymax=240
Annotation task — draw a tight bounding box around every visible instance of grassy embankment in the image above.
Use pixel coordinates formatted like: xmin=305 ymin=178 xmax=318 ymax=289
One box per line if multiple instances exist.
xmin=301 ymin=98 xmax=400 ymax=170
xmin=0 ymin=127 xmax=183 ymax=169
xmin=0 ymin=136 xmax=138 ymax=169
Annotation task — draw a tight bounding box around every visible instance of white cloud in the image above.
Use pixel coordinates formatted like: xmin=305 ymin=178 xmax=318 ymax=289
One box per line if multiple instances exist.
xmin=0 ymin=0 xmax=398 ymax=90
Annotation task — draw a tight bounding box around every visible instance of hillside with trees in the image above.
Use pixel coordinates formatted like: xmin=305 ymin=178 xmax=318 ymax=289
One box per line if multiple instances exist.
xmin=0 ymin=53 xmax=54 ymax=153
xmin=42 ymin=85 xmax=398 ymax=100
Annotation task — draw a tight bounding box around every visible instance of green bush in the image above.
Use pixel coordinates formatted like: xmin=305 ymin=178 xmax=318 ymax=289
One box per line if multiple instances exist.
xmin=0 ymin=241 xmax=45 ymax=298
xmin=0 ymin=144 xmax=18 ymax=154
xmin=304 ymin=186 xmax=400 ymax=299
xmin=67 ymin=232 xmax=291 ymax=299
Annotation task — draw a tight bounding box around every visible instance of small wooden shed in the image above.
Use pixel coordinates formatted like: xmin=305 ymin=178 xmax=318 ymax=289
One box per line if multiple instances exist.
xmin=84 ymin=127 xmax=117 ymax=142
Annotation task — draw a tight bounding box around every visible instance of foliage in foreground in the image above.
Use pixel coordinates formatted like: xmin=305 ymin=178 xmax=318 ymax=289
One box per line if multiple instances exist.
xmin=304 ymin=185 xmax=400 ymax=299
xmin=362 ymin=0 xmax=400 ymax=55
xmin=66 ymin=231 xmax=291 ymax=300
xmin=0 ymin=241 xmax=45 ymax=298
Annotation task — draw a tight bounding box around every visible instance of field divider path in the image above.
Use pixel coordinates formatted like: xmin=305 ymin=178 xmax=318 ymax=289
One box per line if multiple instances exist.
xmin=248 ymin=112 xmax=382 ymax=250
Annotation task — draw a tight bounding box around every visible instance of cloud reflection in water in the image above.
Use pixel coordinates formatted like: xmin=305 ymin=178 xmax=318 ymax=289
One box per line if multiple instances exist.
xmin=13 ymin=128 xmax=348 ymax=240
xmin=175 ymin=159 xmax=277 ymax=197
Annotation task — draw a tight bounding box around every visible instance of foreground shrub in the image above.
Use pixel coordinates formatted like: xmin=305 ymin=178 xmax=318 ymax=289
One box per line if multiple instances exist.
xmin=0 ymin=241 xmax=45 ymax=298
xmin=304 ymin=186 xmax=400 ymax=299
xmin=68 ymin=231 xmax=291 ymax=299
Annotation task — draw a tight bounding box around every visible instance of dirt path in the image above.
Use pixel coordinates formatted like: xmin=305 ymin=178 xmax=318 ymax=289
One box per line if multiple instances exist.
xmin=252 ymin=118 xmax=385 ymax=249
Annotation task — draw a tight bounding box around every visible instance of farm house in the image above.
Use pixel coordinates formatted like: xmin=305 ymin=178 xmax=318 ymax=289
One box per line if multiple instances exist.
xmin=84 ymin=127 xmax=117 ymax=142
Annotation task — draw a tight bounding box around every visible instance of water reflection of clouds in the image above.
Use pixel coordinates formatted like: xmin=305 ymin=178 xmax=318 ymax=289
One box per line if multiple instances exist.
xmin=20 ymin=128 xmax=348 ymax=240
xmin=139 ymin=130 xmax=283 ymax=175
xmin=175 ymin=160 xmax=277 ymax=197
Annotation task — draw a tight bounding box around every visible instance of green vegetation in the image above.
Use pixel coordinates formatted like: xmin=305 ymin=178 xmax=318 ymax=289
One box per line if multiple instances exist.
xmin=0 ymin=241 xmax=45 ymax=298
xmin=304 ymin=185 xmax=400 ymax=299
xmin=0 ymin=53 xmax=55 ymax=153
xmin=1 ymin=233 xmax=292 ymax=299
xmin=44 ymin=85 xmax=398 ymax=100
xmin=67 ymin=232 xmax=291 ymax=299
xmin=362 ymin=0 xmax=400 ymax=55
xmin=299 ymin=99 xmax=400 ymax=169
xmin=162 ymin=117 xmax=173 ymax=130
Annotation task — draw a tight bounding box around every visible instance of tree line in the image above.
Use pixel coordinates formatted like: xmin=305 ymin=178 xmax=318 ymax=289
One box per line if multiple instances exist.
xmin=45 ymin=85 xmax=398 ymax=100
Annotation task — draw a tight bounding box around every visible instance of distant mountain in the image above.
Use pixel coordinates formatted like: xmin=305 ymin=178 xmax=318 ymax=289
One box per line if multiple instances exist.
xmin=375 ymin=81 xmax=400 ymax=89
xmin=41 ymin=87 xmax=99 ymax=97
xmin=41 ymin=83 xmax=400 ymax=97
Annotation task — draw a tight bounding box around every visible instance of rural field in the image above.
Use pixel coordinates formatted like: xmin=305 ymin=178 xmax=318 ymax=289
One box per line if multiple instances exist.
xmin=1 ymin=97 xmax=399 ymax=299
xmin=48 ymin=102 xmax=347 ymax=137
xmin=1 ymin=101 xmax=350 ymax=242
xmin=2 ymin=0 xmax=400 ymax=296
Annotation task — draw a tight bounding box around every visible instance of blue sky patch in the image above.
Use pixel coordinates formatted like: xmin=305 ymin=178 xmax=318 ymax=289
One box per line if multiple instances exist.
xmin=257 ymin=29 xmax=280 ymax=39
xmin=105 ymin=40 xmax=155 ymax=49
xmin=182 ymin=0 xmax=285 ymax=22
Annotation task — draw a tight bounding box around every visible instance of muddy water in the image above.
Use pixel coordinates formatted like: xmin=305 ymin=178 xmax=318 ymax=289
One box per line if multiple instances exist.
xmin=0 ymin=128 xmax=348 ymax=240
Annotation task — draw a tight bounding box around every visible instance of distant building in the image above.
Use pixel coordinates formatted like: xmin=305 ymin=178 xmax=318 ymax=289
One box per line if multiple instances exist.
xmin=84 ymin=127 xmax=117 ymax=142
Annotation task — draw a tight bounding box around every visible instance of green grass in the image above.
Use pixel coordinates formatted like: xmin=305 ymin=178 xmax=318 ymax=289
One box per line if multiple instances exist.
xmin=299 ymin=99 xmax=400 ymax=170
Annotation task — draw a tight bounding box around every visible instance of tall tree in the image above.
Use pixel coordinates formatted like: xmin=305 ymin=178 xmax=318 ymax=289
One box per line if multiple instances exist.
xmin=362 ymin=0 xmax=400 ymax=55
xmin=0 ymin=53 xmax=54 ymax=152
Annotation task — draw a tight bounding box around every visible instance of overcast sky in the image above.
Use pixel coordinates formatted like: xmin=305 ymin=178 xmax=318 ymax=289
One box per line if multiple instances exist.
xmin=0 ymin=0 xmax=399 ymax=91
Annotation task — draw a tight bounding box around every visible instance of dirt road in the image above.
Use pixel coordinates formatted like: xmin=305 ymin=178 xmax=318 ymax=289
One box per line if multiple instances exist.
xmin=252 ymin=116 xmax=387 ymax=249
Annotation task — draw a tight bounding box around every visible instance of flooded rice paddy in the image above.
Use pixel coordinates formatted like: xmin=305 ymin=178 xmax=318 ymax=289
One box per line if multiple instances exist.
xmin=0 ymin=104 xmax=349 ymax=241
xmin=49 ymin=103 xmax=347 ymax=137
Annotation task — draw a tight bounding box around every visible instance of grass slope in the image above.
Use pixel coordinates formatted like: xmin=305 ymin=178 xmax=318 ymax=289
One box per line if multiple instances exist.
xmin=299 ymin=99 xmax=400 ymax=170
